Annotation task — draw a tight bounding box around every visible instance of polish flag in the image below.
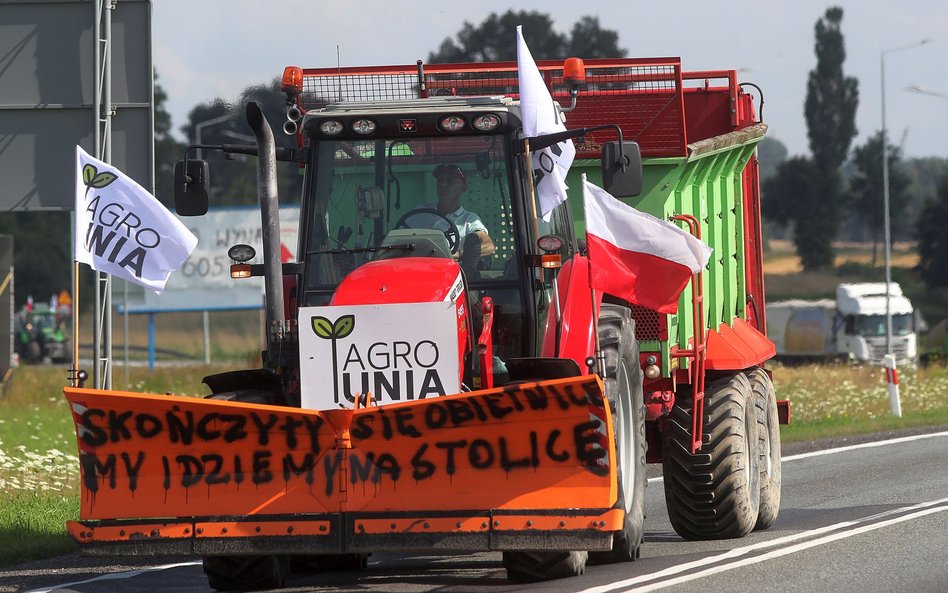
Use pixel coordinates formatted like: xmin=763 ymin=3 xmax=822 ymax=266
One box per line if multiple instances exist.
xmin=583 ymin=176 xmax=712 ymax=314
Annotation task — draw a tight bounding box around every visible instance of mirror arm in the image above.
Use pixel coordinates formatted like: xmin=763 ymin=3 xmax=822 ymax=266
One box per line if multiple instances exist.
xmin=516 ymin=123 xmax=626 ymax=166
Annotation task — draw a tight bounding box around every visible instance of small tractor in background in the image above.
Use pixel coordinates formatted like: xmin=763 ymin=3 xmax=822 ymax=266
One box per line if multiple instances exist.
xmin=65 ymin=55 xmax=786 ymax=589
xmin=15 ymin=302 xmax=70 ymax=364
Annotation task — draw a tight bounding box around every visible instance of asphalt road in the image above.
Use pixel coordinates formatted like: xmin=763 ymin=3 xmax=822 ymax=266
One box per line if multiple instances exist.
xmin=5 ymin=427 xmax=948 ymax=593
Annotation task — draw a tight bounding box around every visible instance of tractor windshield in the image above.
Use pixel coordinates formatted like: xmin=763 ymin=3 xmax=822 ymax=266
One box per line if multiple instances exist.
xmin=301 ymin=135 xmax=518 ymax=299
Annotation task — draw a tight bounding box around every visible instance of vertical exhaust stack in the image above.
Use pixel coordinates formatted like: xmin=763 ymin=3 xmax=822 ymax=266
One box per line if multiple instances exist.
xmin=245 ymin=102 xmax=286 ymax=359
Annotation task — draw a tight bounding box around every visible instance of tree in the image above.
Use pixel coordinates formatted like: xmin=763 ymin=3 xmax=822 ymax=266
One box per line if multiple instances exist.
xmin=763 ymin=157 xmax=837 ymax=269
xmin=181 ymin=78 xmax=302 ymax=207
xmin=846 ymin=131 xmax=910 ymax=266
xmin=790 ymin=6 xmax=859 ymax=270
xmin=428 ymin=11 xmax=624 ymax=63
xmin=155 ymin=73 xmax=186 ymax=206
xmin=916 ymin=172 xmax=948 ymax=288
xmin=757 ymin=137 xmax=788 ymax=182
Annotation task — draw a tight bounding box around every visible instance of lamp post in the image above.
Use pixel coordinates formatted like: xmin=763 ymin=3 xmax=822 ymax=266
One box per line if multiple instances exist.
xmin=195 ymin=113 xmax=232 ymax=160
xmin=906 ymin=84 xmax=948 ymax=119
xmin=880 ymin=39 xmax=930 ymax=356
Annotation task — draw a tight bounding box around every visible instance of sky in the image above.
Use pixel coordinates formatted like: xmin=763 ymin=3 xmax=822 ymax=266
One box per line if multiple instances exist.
xmin=153 ymin=0 xmax=948 ymax=159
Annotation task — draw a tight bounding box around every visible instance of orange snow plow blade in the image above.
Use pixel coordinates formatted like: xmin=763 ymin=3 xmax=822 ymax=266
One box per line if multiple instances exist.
xmin=65 ymin=375 xmax=621 ymax=555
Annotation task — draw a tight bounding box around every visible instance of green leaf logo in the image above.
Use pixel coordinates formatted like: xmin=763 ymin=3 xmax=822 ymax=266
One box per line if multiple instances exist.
xmin=311 ymin=316 xmax=334 ymax=339
xmin=83 ymin=164 xmax=97 ymax=185
xmin=90 ymin=172 xmax=117 ymax=188
xmin=333 ymin=315 xmax=355 ymax=339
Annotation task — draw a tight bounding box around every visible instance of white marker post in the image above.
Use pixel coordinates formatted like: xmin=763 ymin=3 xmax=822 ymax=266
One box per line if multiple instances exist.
xmin=883 ymin=354 xmax=902 ymax=417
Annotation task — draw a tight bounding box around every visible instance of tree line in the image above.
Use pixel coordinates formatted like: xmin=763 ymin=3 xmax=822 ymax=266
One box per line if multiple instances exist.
xmin=2 ymin=9 xmax=947 ymax=309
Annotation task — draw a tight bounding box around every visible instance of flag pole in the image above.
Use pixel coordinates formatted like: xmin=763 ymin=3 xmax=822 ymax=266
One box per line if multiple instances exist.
xmin=523 ymin=138 xmax=541 ymax=242
xmin=71 ymin=260 xmax=80 ymax=387
xmin=581 ymin=175 xmax=605 ymax=377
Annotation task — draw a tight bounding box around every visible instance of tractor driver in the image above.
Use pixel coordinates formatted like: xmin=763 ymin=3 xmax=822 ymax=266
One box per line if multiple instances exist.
xmin=429 ymin=164 xmax=496 ymax=257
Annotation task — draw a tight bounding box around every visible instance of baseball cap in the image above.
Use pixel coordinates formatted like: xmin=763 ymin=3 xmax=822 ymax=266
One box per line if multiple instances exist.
xmin=433 ymin=164 xmax=466 ymax=182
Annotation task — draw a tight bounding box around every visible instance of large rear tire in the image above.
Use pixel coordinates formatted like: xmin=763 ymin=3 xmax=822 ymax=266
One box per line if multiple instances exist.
xmin=662 ymin=372 xmax=760 ymax=540
xmin=588 ymin=304 xmax=646 ymax=564
xmin=747 ymin=367 xmax=781 ymax=530
xmin=203 ymin=554 xmax=290 ymax=591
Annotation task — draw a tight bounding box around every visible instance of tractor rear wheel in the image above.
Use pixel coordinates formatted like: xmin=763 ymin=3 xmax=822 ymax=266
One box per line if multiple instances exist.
xmin=662 ymin=372 xmax=760 ymax=539
xmin=203 ymin=554 xmax=290 ymax=591
xmin=747 ymin=367 xmax=781 ymax=530
xmin=588 ymin=304 xmax=646 ymax=564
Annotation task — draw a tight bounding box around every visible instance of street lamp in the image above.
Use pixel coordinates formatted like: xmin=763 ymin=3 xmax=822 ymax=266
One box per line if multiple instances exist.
xmin=880 ymin=39 xmax=930 ymax=356
xmin=906 ymin=84 xmax=948 ymax=118
xmin=194 ymin=113 xmax=232 ymax=160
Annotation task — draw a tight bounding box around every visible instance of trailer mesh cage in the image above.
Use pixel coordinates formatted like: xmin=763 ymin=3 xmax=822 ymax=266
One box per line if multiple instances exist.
xmin=298 ymin=58 xmax=688 ymax=157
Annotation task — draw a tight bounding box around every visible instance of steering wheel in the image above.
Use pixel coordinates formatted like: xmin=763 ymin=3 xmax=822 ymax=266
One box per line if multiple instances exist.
xmin=394 ymin=209 xmax=460 ymax=253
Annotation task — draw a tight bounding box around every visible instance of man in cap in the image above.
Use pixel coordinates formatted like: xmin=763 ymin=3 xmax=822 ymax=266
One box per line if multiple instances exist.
xmin=431 ymin=164 xmax=496 ymax=256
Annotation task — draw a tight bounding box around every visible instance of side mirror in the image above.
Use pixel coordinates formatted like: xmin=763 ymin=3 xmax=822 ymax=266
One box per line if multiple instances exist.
xmin=601 ymin=141 xmax=642 ymax=198
xmin=173 ymin=160 xmax=210 ymax=216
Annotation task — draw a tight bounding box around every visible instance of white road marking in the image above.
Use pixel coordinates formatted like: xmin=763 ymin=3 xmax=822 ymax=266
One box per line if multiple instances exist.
xmin=646 ymin=429 xmax=948 ymax=484
xmin=24 ymin=560 xmax=201 ymax=593
xmin=580 ymin=496 xmax=948 ymax=593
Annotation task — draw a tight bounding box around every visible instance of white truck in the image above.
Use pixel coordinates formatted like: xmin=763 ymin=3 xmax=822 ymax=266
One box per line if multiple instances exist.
xmin=767 ymin=282 xmax=917 ymax=364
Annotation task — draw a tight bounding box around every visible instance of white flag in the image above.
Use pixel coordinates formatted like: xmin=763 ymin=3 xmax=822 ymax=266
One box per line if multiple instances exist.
xmin=75 ymin=146 xmax=198 ymax=294
xmin=517 ymin=25 xmax=576 ymax=220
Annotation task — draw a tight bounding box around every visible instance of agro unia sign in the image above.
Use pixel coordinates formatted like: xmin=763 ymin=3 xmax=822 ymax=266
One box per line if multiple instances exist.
xmin=298 ymin=302 xmax=460 ymax=409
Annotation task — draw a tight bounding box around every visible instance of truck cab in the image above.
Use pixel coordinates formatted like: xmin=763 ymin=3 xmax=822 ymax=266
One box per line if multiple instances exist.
xmin=836 ymin=282 xmax=917 ymax=364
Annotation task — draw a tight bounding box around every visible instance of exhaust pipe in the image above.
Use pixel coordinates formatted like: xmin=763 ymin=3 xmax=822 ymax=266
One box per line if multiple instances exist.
xmin=283 ymin=119 xmax=298 ymax=135
xmin=287 ymin=105 xmax=302 ymax=121
xmin=245 ymin=102 xmax=286 ymax=361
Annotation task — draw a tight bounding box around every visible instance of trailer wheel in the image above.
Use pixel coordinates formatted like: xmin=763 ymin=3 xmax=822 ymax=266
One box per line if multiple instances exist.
xmin=588 ymin=304 xmax=646 ymax=564
xmin=662 ymin=372 xmax=760 ymax=539
xmin=203 ymin=554 xmax=290 ymax=591
xmin=503 ymin=550 xmax=588 ymax=582
xmin=747 ymin=367 xmax=781 ymax=530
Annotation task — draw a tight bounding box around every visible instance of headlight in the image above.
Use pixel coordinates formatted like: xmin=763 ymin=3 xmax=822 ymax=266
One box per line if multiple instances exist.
xmin=472 ymin=113 xmax=501 ymax=131
xmin=439 ymin=115 xmax=466 ymax=132
xmin=351 ymin=119 xmax=377 ymax=135
xmin=318 ymin=120 xmax=344 ymax=135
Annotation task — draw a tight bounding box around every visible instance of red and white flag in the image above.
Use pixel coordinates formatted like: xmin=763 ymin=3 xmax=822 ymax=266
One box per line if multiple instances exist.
xmin=583 ymin=176 xmax=712 ymax=313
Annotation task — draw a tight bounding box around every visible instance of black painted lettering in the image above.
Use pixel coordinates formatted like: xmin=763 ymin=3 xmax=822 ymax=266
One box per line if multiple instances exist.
xmin=107 ymin=410 xmax=133 ymax=442
xmin=252 ymin=450 xmax=273 ymax=484
xmin=351 ymin=414 xmax=375 ymax=439
xmin=196 ymin=412 xmax=221 ymax=441
xmin=135 ymin=413 xmax=162 ymax=439
xmin=499 ymin=437 xmax=531 ymax=472
xmin=393 ymin=407 xmax=421 ymax=438
xmin=546 ymin=429 xmax=569 ymax=462
xmin=80 ymin=453 xmax=116 ymax=492
xmin=483 ymin=394 xmax=513 ymax=420
xmin=221 ymin=414 xmax=248 ymax=443
xmin=250 ymin=413 xmax=278 ymax=446
xmin=323 ymin=451 xmax=343 ymax=496
xmin=166 ymin=409 xmax=195 ymax=445
xmin=424 ymin=402 xmax=448 ymax=429
xmin=280 ymin=415 xmax=303 ymax=449
xmin=283 ymin=452 xmax=316 ymax=485
xmin=79 ymin=409 xmax=108 ymax=446
xmin=177 ymin=454 xmax=204 ymax=487
xmin=468 ymin=438 xmax=495 ymax=469
xmin=203 ymin=454 xmax=230 ymax=485
xmin=302 ymin=416 xmax=324 ymax=453
xmin=411 ymin=443 xmax=435 ymax=481
xmin=121 ymin=451 xmax=146 ymax=491
xmin=436 ymin=440 xmax=468 ymax=476
xmin=445 ymin=399 xmax=475 ymax=426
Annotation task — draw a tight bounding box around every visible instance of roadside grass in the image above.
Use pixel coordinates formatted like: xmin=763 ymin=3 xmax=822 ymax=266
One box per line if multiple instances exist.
xmin=2 ymin=359 xmax=947 ymax=567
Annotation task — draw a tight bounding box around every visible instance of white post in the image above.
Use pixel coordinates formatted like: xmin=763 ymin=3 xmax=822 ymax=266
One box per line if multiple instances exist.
xmin=883 ymin=354 xmax=902 ymax=417
xmin=203 ymin=310 xmax=211 ymax=365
